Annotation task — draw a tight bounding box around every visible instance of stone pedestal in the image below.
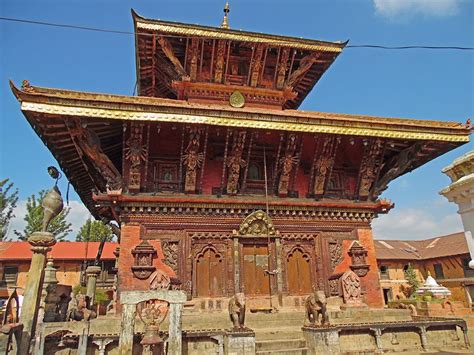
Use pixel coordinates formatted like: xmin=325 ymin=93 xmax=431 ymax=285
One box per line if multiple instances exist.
xmin=18 ymin=232 xmax=56 ymax=355
xmin=440 ymin=151 xmax=474 ymax=268
xmin=224 ymin=330 xmax=256 ymax=355
xmin=303 ymin=326 xmax=340 ymax=355
xmin=86 ymin=265 xmax=102 ymax=305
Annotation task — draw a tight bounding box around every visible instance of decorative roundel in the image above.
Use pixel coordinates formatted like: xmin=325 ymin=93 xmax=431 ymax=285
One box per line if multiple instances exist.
xmin=229 ymin=91 xmax=245 ymax=108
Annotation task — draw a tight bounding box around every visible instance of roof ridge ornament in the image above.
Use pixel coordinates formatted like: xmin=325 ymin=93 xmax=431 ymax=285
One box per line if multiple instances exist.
xmin=221 ymin=1 xmax=230 ymax=29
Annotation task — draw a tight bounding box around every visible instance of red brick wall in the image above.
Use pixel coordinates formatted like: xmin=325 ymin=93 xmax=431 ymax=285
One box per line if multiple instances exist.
xmin=117 ymin=224 xmax=176 ymax=303
xmin=354 ymin=228 xmax=384 ymax=308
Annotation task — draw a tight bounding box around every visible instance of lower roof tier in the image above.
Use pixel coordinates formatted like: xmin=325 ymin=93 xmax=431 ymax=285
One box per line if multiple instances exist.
xmin=10 ymin=81 xmax=471 ymax=219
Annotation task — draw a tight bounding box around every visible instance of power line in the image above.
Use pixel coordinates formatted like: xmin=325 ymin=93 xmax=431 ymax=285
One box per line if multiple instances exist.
xmin=1 ymin=16 xmax=473 ymax=51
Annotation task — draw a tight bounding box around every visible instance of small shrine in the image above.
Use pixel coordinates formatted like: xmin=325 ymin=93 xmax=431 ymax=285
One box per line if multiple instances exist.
xmin=416 ymin=272 xmax=452 ymax=298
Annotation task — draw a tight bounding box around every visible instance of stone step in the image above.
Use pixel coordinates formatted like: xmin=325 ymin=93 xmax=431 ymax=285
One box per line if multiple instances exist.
xmin=256 ymin=338 xmax=306 ymax=351
xmin=256 ymin=350 xmax=309 ymax=355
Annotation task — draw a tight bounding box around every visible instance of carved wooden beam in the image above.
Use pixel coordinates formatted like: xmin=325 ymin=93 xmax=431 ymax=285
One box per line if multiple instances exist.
xmin=241 ymin=130 xmax=256 ymax=192
xmin=250 ymin=44 xmax=266 ymax=87
xmin=356 ymin=139 xmax=385 ymax=201
xmin=226 ymin=130 xmax=247 ymax=195
xmin=183 ymin=127 xmax=205 ymax=194
xmin=220 ymin=128 xmax=232 ymax=195
xmin=278 ymin=133 xmax=299 ymax=197
xmin=188 ymin=38 xmax=200 ymax=81
xmin=312 ymin=136 xmax=339 ymax=198
xmin=124 ymin=122 xmax=148 ymax=193
xmin=178 ymin=125 xmax=185 ymax=192
xmin=276 ymin=48 xmax=290 ymax=89
xmin=272 ymin=133 xmax=285 ymax=194
xmin=285 ymin=52 xmax=321 ymax=89
xmin=214 ymin=40 xmax=227 ymax=83
xmin=307 ymin=134 xmax=319 ymax=197
xmin=157 ymin=36 xmax=188 ymax=78
xmin=198 ymin=126 xmax=209 ymax=193
xmin=373 ymin=142 xmax=424 ymax=197
xmin=290 ymin=134 xmax=304 ymax=195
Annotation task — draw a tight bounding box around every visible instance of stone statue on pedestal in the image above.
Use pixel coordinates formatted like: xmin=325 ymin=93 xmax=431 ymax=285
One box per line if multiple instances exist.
xmin=228 ymin=293 xmax=246 ymax=330
xmin=305 ymin=290 xmax=329 ymax=326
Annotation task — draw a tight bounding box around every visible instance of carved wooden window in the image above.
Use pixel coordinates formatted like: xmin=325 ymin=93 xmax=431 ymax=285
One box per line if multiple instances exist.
xmin=152 ymin=161 xmax=179 ymax=192
xmin=195 ymin=247 xmax=224 ymax=297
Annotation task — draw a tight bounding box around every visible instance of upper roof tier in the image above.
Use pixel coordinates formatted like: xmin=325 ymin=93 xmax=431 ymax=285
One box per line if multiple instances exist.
xmin=132 ymin=10 xmax=347 ymax=109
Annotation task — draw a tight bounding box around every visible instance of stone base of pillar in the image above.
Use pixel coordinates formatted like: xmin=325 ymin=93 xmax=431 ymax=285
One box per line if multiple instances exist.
xmin=302 ymin=326 xmax=340 ymax=355
xmin=224 ymin=330 xmax=255 ymax=355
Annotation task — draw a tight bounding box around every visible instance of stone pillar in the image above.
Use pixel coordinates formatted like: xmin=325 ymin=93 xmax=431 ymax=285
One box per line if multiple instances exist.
xmin=302 ymin=326 xmax=340 ymax=355
xmin=440 ymin=151 xmax=474 ymax=268
xmin=18 ymin=231 xmax=56 ymax=355
xmin=86 ymin=265 xmax=102 ymax=306
xmin=119 ymin=303 xmax=136 ymax=355
xmin=224 ymin=331 xmax=256 ymax=355
xmin=168 ymin=302 xmax=183 ymax=355
xmin=418 ymin=325 xmax=428 ymax=350
xmin=233 ymin=237 xmax=240 ymax=293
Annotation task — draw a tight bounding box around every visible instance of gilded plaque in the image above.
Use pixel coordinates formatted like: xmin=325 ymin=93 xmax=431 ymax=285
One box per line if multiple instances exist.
xmin=229 ymin=91 xmax=245 ymax=108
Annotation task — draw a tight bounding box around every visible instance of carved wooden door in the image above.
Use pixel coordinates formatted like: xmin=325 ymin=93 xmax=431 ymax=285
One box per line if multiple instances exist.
xmin=287 ymin=248 xmax=312 ymax=295
xmin=196 ymin=248 xmax=224 ymax=297
xmin=242 ymin=244 xmax=270 ymax=296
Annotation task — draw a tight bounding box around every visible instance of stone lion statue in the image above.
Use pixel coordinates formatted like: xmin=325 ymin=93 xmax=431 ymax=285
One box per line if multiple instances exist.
xmin=228 ymin=293 xmax=246 ymax=329
xmin=305 ymin=290 xmax=329 ymax=326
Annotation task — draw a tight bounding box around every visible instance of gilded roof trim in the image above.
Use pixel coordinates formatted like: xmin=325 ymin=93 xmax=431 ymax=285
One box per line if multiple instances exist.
xmin=132 ymin=10 xmax=346 ymax=53
xmin=19 ymin=101 xmax=469 ymax=142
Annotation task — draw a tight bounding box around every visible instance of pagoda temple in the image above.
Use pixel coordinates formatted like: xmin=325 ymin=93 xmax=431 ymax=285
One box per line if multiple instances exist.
xmin=11 ymin=9 xmax=471 ymax=312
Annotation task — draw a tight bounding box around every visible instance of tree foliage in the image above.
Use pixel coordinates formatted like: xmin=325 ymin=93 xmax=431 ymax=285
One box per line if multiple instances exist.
xmin=403 ymin=263 xmax=420 ymax=298
xmin=76 ymin=219 xmax=114 ymax=242
xmin=0 ymin=179 xmax=19 ymax=240
xmin=14 ymin=189 xmax=72 ymax=241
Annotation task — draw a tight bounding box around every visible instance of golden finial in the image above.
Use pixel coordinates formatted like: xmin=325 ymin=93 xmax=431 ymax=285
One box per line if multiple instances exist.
xmin=221 ymin=1 xmax=230 ymax=29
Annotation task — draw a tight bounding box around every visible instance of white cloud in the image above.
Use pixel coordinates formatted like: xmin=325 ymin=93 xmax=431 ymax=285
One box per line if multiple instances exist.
xmin=5 ymin=199 xmax=91 ymax=241
xmin=372 ymin=206 xmax=463 ymax=240
xmin=373 ymin=0 xmax=460 ymax=18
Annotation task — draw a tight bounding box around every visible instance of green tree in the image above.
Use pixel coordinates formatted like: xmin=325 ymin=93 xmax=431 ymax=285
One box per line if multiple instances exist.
xmin=404 ymin=263 xmax=420 ymax=298
xmin=14 ymin=189 xmax=72 ymax=241
xmin=0 ymin=179 xmax=19 ymax=240
xmin=76 ymin=219 xmax=114 ymax=242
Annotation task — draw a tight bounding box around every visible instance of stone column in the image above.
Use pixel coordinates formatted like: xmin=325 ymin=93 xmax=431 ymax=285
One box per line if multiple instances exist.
xmin=168 ymin=303 xmax=183 ymax=355
xmin=119 ymin=303 xmax=136 ymax=355
xmin=440 ymin=151 xmax=474 ymax=268
xmin=86 ymin=265 xmax=102 ymax=305
xmin=18 ymin=232 xmax=56 ymax=355
xmin=233 ymin=237 xmax=240 ymax=293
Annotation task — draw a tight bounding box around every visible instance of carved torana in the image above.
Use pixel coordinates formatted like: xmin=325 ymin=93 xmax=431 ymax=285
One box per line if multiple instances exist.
xmin=234 ymin=210 xmax=278 ymax=237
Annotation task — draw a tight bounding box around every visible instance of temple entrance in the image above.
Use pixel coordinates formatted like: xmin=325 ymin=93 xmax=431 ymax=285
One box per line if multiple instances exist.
xmin=286 ymin=248 xmax=312 ymax=295
xmin=242 ymin=244 xmax=271 ymax=296
xmin=195 ymin=247 xmax=224 ymax=297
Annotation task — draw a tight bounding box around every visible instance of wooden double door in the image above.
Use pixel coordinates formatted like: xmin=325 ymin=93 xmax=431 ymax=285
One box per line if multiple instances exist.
xmin=241 ymin=243 xmax=271 ymax=296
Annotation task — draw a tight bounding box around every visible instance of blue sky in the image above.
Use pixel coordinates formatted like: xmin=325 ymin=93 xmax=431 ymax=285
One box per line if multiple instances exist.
xmin=1 ymin=0 xmax=473 ymax=240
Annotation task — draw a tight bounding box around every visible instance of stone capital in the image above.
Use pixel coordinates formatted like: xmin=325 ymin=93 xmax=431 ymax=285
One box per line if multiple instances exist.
xmin=27 ymin=231 xmax=56 ymax=253
xmin=86 ymin=265 xmax=102 ymax=276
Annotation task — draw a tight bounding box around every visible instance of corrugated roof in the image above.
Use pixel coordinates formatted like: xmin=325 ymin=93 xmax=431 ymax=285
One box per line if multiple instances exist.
xmin=0 ymin=242 xmax=117 ymax=261
xmin=375 ymin=232 xmax=468 ymax=260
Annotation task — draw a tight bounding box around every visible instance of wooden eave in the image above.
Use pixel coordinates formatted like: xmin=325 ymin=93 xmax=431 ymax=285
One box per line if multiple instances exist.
xmin=11 ymin=82 xmax=471 ymax=143
xmin=132 ymin=10 xmax=346 ymax=109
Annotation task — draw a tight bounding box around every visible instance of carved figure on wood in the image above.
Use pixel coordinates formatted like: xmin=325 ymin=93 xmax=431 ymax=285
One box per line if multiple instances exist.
xmin=228 ymin=293 xmax=246 ymax=329
xmin=226 ymin=131 xmax=246 ymax=195
xmin=66 ymin=293 xmax=96 ymax=321
xmin=278 ymin=133 xmax=298 ymax=196
xmin=183 ymin=128 xmax=204 ymax=193
xmin=305 ymin=290 xmax=329 ymax=326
